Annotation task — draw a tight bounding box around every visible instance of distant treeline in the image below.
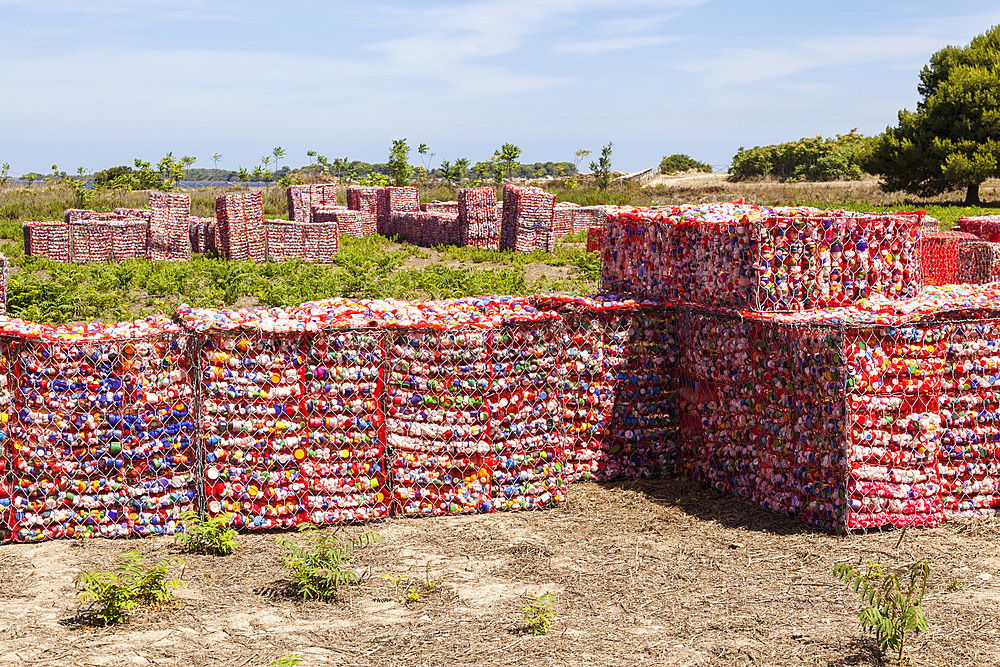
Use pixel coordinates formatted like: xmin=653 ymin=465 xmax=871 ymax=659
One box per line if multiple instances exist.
xmin=179 ymin=161 xmax=576 ymax=182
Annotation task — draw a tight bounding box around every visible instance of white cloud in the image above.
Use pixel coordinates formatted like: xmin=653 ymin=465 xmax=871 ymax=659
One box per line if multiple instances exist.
xmin=552 ymin=35 xmax=673 ymax=55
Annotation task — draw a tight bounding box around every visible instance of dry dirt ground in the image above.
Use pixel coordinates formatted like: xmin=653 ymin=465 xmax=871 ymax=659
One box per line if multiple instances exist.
xmin=1 ymin=478 xmax=998 ymax=667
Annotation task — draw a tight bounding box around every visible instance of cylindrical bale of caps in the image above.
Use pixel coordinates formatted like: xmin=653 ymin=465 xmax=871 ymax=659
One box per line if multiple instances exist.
xmin=149 ymin=192 xmax=192 ymax=262
xmin=956 ymin=241 xmax=1000 ymax=283
xmin=920 ymin=230 xmax=979 ymax=285
xmin=6 ymin=318 xmax=198 ymax=542
xmin=215 ymin=191 xmax=266 ymax=262
xmin=458 ymin=187 xmax=499 ymax=249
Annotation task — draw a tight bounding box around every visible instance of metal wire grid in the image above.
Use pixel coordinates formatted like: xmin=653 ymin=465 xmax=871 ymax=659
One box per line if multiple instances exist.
xmin=5 ymin=333 xmax=197 ymax=542
xmin=197 ymin=328 xmax=389 ymax=530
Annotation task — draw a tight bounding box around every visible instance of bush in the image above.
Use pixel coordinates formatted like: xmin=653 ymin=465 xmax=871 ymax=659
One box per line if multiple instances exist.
xmin=74 ymin=553 xmax=185 ymax=624
xmin=276 ymin=528 xmax=380 ymax=600
xmin=521 ymin=592 xmax=557 ymax=635
xmin=175 ymin=511 xmax=239 ymax=556
xmin=659 ymin=154 xmax=712 ymax=175
xmin=729 ymin=130 xmax=871 ymax=182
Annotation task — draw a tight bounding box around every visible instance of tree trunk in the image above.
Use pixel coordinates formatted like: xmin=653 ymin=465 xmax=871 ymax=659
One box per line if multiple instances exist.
xmin=965 ymin=182 xmax=981 ymax=206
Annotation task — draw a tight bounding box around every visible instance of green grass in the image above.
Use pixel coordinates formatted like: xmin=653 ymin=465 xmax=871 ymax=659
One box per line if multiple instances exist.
xmin=2 ymin=179 xmax=995 ymax=324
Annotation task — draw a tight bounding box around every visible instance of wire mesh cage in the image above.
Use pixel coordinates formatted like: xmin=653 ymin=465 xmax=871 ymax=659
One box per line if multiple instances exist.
xmin=6 ymin=323 xmax=197 ymax=542
xmin=601 ymin=207 xmax=925 ymax=311
xmin=197 ymin=326 xmax=389 ymax=529
xmin=386 ymin=327 xmax=494 ymax=516
xmin=149 ymin=192 xmax=192 ymax=262
xmin=488 ymin=321 xmax=565 ymax=511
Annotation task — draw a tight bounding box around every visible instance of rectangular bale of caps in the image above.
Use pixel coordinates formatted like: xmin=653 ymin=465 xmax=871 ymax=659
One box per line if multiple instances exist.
xmin=920 ymin=231 xmax=979 ymax=285
xmin=500 ymin=185 xmax=556 ymax=253
xmin=215 ymin=191 xmax=265 ymax=262
xmin=601 ymin=204 xmax=924 ymax=312
xmin=287 ymin=183 xmax=339 ymax=223
xmin=458 ymin=187 xmax=499 ymax=249
xmin=957 ymin=241 xmax=1000 ymax=284
xmin=313 ymin=207 xmax=376 ymax=239
xmin=149 ymin=192 xmax=192 ymax=262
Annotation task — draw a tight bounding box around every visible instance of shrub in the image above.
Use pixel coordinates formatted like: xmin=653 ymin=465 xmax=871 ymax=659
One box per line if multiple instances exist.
xmin=659 ymin=154 xmax=712 ymax=175
xmin=521 ymin=592 xmax=557 ymax=635
xmin=834 ymin=560 xmax=930 ymax=665
xmin=74 ymin=552 xmax=185 ymax=624
xmin=276 ymin=528 xmax=380 ymax=600
xmin=175 ymin=510 xmax=239 ymax=556
xmin=729 ymin=130 xmax=870 ymax=182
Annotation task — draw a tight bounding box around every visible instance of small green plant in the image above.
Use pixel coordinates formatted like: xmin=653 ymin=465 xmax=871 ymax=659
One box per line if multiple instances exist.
xmin=74 ymin=552 xmax=185 ymax=624
xmin=276 ymin=527 xmax=379 ymax=600
xmin=405 ymin=588 xmax=421 ymax=603
xmin=271 ymin=653 xmax=303 ymax=667
xmin=175 ymin=510 xmax=239 ymax=556
xmin=834 ymin=560 xmax=930 ymax=665
xmin=947 ymin=579 xmax=962 ymax=592
xmin=521 ymin=592 xmax=557 ymax=635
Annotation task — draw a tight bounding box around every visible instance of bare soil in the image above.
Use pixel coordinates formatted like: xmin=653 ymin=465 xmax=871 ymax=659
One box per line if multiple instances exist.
xmin=1 ymin=478 xmax=998 ymax=667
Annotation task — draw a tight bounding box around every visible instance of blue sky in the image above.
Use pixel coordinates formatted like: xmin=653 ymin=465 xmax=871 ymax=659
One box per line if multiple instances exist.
xmin=3 ymin=0 xmax=1000 ymax=175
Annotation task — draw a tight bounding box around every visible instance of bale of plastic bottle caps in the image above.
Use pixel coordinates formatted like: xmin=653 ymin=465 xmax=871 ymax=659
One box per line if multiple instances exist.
xmin=215 ymin=192 xmax=265 ymax=263
xmin=572 ymin=206 xmax=610 ymax=234
xmin=149 ymin=192 xmax=192 ymax=262
xmin=377 ymin=187 xmax=420 ymax=234
xmin=5 ymin=316 xmax=198 ymax=541
xmin=553 ymin=202 xmax=578 ymax=239
xmin=313 ymin=207 xmax=376 ymax=239
xmin=957 ymin=241 xmax=1000 ymax=284
xmin=500 ymin=185 xmax=556 ymax=253
xmin=458 ymin=187 xmax=500 ymax=249
xmin=602 ymin=203 xmax=925 ymax=312
xmin=958 ymin=215 xmax=1000 ymax=241
xmin=22 ymin=221 xmax=72 ymax=262
xmin=535 ymin=295 xmax=678 ymax=482
xmin=388 ymin=211 xmax=461 ymax=247
xmin=421 ymin=201 xmax=460 ymax=215
xmin=264 ymin=220 xmax=305 ymax=262
xmin=182 ymin=310 xmax=391 ymax=530
xmin=113 ymin=208 xmax=153 ymax=222
xmin=188 ymin=217 xmax=215 ymax=255
xmin=287 ymin=184 xmax=339 ymax=224
xmin=347 ymin=187 xmax=383 ymax=233
xmin=0 ymin=254 xmax=7 ymax=316
xmin=920 ymin=231 xmax=979 ymax=285
xmin=587 ymin=225 xmax=604 ymax=254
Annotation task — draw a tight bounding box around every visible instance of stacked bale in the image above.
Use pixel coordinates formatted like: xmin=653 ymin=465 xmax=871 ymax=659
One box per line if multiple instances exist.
xmin=921 ymin=231 xmax=979 ymax=285
xmin=287 ymin=184 xmax=339 ymax=223
xmin=215 ymin=191 xmax=265 ymax=262
xmin=458 ymin=187 xmax=500 ymax=249
xmin=500 ymin=185 xmax=556 ymax=253
xmin=377 ymin=187 xmax=419 ymax=235
xmin=6 ymin=318 xmax=198 ymax=541
xmin=149 ymin=192 xmax=192 ymax=262
xmin=957 ymin=242 xmax=1000 ymax=283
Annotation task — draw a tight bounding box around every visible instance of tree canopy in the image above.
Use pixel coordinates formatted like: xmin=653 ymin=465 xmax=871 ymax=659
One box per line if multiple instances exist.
xmin=864 ymin=25 xmax=1000 ymax=204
